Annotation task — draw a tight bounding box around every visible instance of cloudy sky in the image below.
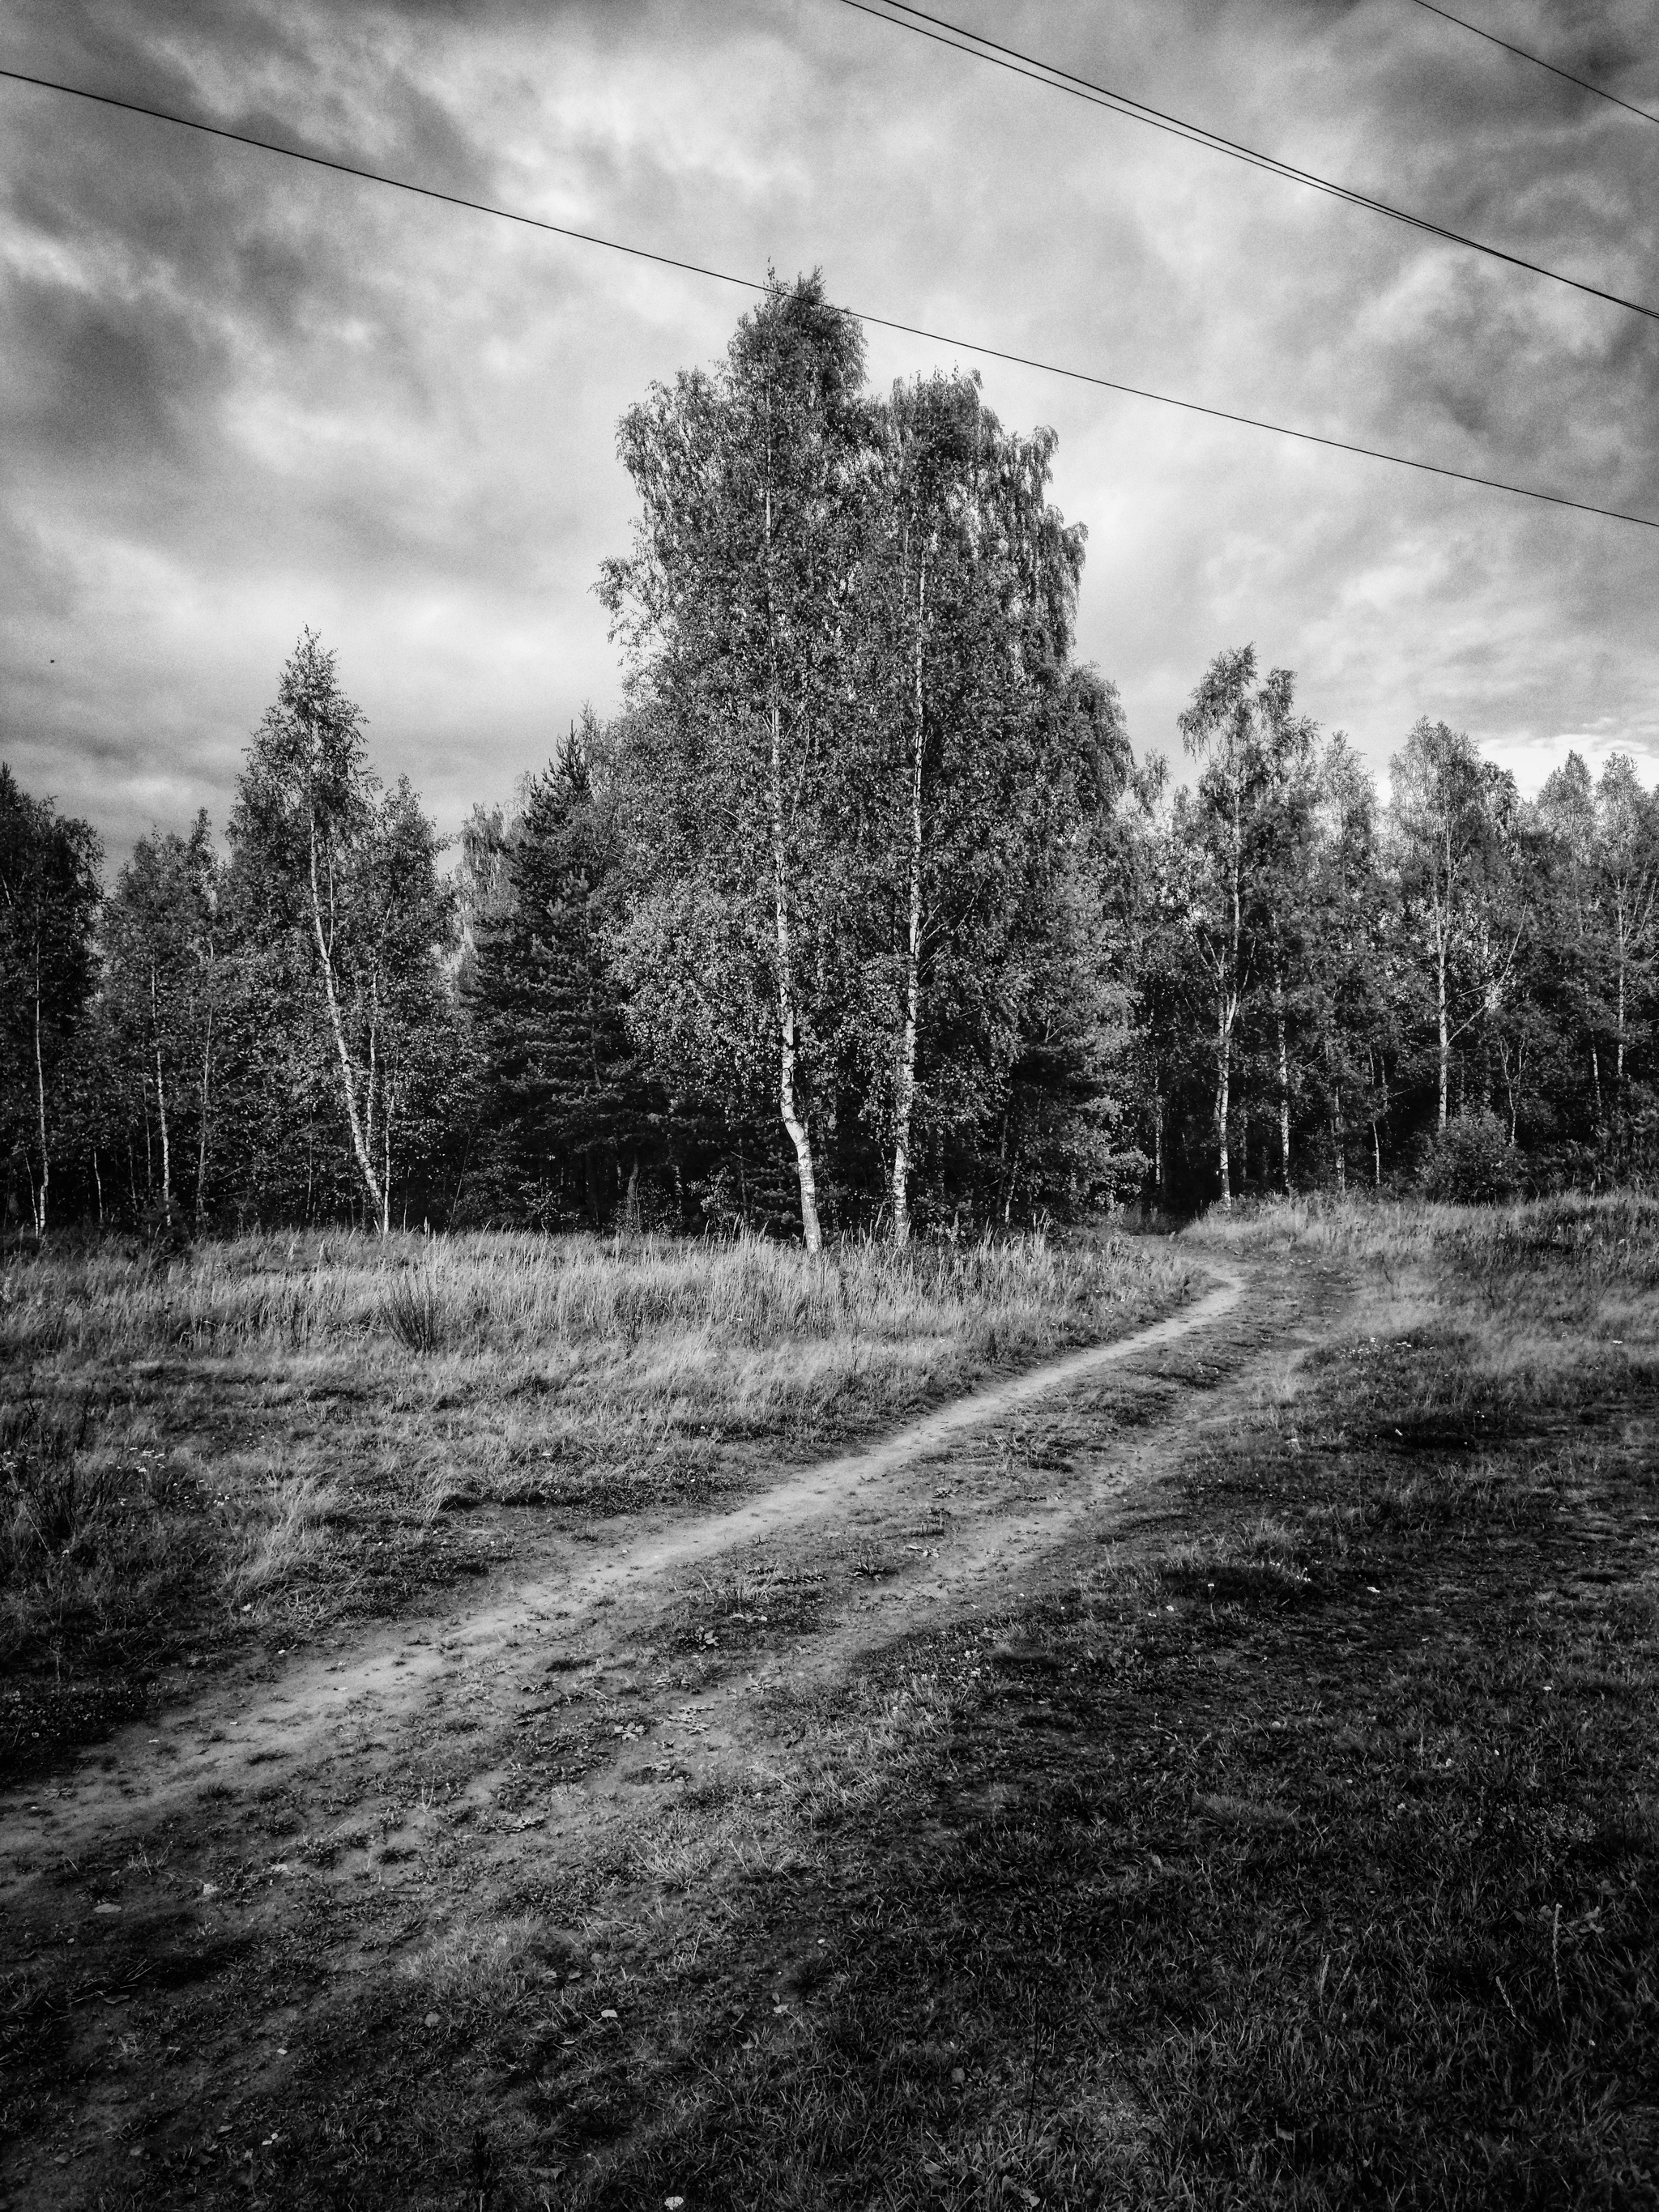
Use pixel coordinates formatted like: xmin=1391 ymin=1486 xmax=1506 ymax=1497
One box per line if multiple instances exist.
xmin=4 ymin=0 xmax=1657 ymax=863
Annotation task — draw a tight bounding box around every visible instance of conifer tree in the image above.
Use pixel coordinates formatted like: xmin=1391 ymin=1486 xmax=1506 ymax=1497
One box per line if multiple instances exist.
xmin=467 ymin=720 xmax=658 ymax=1225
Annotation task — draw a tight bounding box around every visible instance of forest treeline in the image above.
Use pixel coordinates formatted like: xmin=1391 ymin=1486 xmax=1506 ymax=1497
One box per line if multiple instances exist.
xmin=6 ymin=277 xmax=1659 ymax=1244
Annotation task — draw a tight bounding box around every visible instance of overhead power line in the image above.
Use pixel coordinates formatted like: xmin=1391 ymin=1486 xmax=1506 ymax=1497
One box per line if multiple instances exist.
xmin=841 ymin=0 xmax=1659 ymax=326
xmin=1411 ymin=0 xmax=1659 ymax=130
xmin=1 ymin=62 xmax=1655 ymax=534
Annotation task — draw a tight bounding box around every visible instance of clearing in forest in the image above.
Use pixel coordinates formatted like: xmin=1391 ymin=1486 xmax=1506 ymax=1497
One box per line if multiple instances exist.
xmin=2 ymin=1204 xmax=1657 ymax=2210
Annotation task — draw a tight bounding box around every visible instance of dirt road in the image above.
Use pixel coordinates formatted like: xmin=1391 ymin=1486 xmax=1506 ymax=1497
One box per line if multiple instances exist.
xmin=2 ymin=1251 xmax=1312 ymax=2208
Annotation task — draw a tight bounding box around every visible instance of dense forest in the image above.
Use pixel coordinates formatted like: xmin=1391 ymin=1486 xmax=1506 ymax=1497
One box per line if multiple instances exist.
xmin=6 ymin=277 xmax=1659 ymax=1245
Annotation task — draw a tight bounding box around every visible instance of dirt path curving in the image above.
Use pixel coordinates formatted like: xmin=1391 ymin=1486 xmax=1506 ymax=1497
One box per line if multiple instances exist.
xmin=0 ymin=1264 xmax=1243 ymax=1869
xmin=3 ymin=1254 xmax=1309 ymax=2209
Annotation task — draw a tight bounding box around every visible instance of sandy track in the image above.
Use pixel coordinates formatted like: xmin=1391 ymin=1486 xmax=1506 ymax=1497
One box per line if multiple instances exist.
xmin=3 ymin=1256 xmax=1310 ymax=2211
xmin=1 ymin=1265 xmax=1242 ymax=1883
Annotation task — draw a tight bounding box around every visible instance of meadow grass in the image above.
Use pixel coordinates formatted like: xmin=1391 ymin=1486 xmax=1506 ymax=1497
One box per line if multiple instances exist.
xmin=310 ymin=1195 xmax=1656 ymax=2211
xmin=0 ymin=1225 xmax=1186 ymax=1759
xmin=6 ymin=1200 xmax=1655 ymax=2208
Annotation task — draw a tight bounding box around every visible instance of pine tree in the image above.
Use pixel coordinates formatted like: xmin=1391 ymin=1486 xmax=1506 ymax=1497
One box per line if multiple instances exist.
xmin=467 ymin=722 xmax=659 ymax=1225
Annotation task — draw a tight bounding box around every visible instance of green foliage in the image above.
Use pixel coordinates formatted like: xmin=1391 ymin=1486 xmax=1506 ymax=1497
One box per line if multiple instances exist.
xmin=463 ymin=720 xmax=663 ymax=1226
xmin=100 ymin=811 xmax=221 ymax=1225
xmin=226 ymin=633 xmax=458 ymax=1230
xmin=0 ymin=765 xmax=102 ymax=1237
xmin=597 ymin=286 xmax=1137 ymax=1236
xmin=1418 ymin=1110 xmax=1521 ymax=1203
xmin=11 ymin=294 xmax=1659 ymax=1236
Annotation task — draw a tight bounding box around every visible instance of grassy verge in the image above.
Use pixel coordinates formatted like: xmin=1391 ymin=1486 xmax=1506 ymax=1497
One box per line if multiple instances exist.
xmin=0 ymin=1228 xmax=1186 ymax=1772
xmin=230 ymin=1196 xmax=1654 ymax=2210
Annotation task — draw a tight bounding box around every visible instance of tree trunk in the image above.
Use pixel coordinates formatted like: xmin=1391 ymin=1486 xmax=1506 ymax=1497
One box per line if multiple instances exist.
xmin=1333 ymin=1082 xmax=1346 ymax=1196
xmin=1435 ymin=906 xmax=1450 ymax=1134
xmin=154 ymin=1052 xmax=171 ymax=1213
xmin=1215 ymin=774 xmax=1243 ymax=1213
xmin=32 ymin=951 xmax=49 ymax=1238
xmin=309 ymin=814 xmax=386 ymax=1229
xmin=195 ymin=1002 xmax=213 ymax=1231
xmin=92 ymin=1149 xmax=104 ymax=1228
xmin=762 ymin=435 xmax=822 ymax=1255
xmin=771 ymin=697 xmax=821 ymax=1253
xmin=891 ymin=551 xmax=926 ymax=1246
xmin=1273 ymin=961 xmax=1291 ymax=1192
xmin=1616 ymin=919 xmax=1628 ymax=1150
xmin=149 ymin=966 xmax=172 ymax=1215
xmin=1214 ymin=999 xmax=1233 ymax=1212
xmin=381 ymin=1077 xmax=392 ymax=1238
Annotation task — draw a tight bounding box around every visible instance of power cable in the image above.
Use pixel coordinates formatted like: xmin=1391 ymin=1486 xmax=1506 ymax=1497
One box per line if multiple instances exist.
xmin=1410 ymin=0 xmax=1659 ymax=130
xmin=1 ymin=61 xmax=1655 ymax=532
xmin=840 ymin=0 xmax=1659 ymax=326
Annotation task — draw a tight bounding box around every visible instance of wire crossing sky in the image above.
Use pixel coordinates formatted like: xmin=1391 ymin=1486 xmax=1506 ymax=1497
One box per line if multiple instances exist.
xmin=2 ymin=0 xmax=1657 ymax=859
xmin=845 ymin=0 xmax=1659 ymax=325
xmin=1410 ymin=0 xmax=1659 ymax=128
xmin=1 ymin=62 xmax=1653 ymax=534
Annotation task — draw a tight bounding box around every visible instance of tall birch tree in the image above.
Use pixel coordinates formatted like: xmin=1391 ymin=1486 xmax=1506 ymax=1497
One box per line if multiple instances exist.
xmin=1389 ymin=719 xmax=1518 ymax=1133
xmin=601 ymin=275 xmax=867 ymax=1251
xmin=856 ymin=373 xmax=1090 ymax=1238
xmin=228 ymin=633 xmax=453 ymax=1233
xmin=104 ymin=814 xmax=222 ymax=1225
xmin=1175 ymin=646 xmax=1275 ymax=1210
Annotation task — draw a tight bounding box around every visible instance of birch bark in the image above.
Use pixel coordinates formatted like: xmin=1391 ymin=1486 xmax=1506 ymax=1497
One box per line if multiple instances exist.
xmin=890 ymin=548 xmax=926 ymax=1245
xmin=762 ymin=450 xmax=822 ymax=1253
xmin=309 ymin=812 xmax=386 ymax=1229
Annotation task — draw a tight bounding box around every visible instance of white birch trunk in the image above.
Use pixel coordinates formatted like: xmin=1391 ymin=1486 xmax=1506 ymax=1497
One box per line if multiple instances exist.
xmin=1215 ymin=997 xmax=1235 ymax=1211
xmin=891 ymin=551 xmax=926 ymax=1246
xmin=761 ymin=451 xmax=822 ymax=1254
xmin=309 ymin=812 xmax=386 ymax=1228
xmin=195 ymin=1001 xmax=213 ymax=1230
xmin=1435 ymin=901 xmax=1450 ymax=1132
xmin=32 ymin=954 xmax=49 ymax=1238
xmin=155 ymin=1046 xmax=171 ymax=1213
xmin=1273 ymin=961 xmax=1290 ymax=1192
xmin=151 ymin=962 xmax=171 ymax=1212
xmin=771 ymin=695 xmax=822 ymax=1254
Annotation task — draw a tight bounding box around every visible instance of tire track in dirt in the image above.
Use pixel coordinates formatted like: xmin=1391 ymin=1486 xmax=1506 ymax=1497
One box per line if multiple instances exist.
xmin=0 ymin=1266 xmax=1242 ymax=1882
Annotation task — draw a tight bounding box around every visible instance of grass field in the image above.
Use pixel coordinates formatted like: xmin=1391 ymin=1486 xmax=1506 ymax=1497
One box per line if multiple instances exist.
xmin=2 ymin=1200 xmax=1656 ymax=2210
xmin=527 ymin=1194 xmax=1654 ymax=2209
xmin=0 ymin=1226 xmax=1188 ymax=1771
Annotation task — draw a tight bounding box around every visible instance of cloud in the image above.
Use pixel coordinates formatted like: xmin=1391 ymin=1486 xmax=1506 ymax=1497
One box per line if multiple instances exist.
xmin=2 ymin=0 xmax=1658 ymax=859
